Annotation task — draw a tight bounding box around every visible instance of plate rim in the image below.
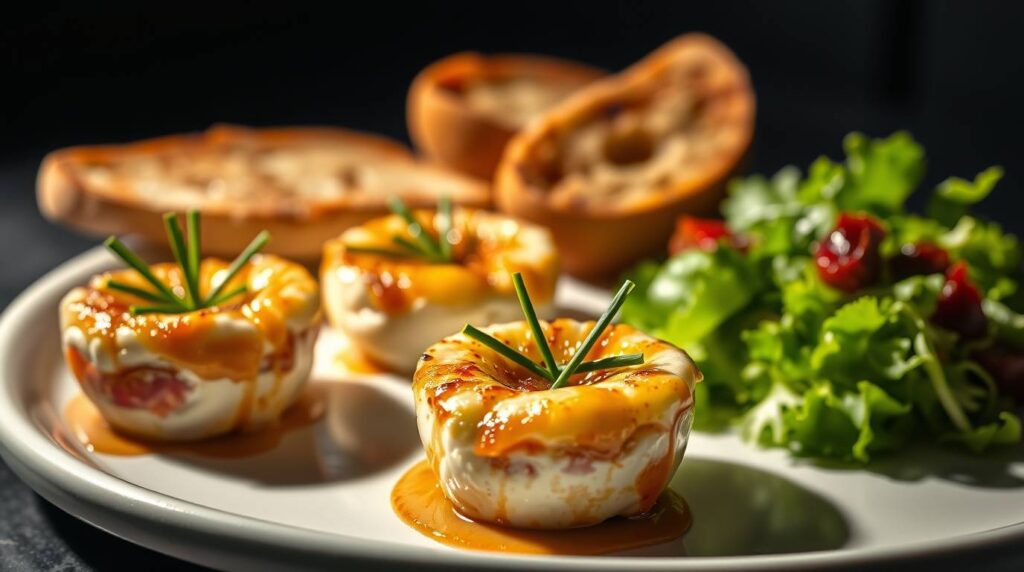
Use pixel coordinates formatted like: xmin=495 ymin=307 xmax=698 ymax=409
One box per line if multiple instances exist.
xmin=1 ymin=246 xmax=1023 ymax=571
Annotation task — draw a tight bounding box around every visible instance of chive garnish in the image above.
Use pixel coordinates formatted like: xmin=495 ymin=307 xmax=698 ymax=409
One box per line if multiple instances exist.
xmin=513 ymin=273 xmax=560 ymax=379
xmin=344 ymin=196 xmax=456 ymax=263
xmin=204 ymin=230 xmax=269 ymax=303
xmin=462 ymin=273 xmax=643 ymax=388
xmin=463 ymin=324 xmax=555 ymax=381
xmin=103 ymin=209 xmax=269 ymax=315
xmin=550 ymin=280 xmax=636 ymax=389
xmin=573 ymin=353 xmax=645 ymax=374
xmin=437 ymin=195 xmax=453 ymax=260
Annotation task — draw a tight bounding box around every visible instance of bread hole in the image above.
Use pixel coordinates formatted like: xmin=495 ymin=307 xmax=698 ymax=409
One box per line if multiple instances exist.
xmin=336 ymin=167 xmax=360 ymax=189
xmin=603 ymin=127 xmax=654 ymax=166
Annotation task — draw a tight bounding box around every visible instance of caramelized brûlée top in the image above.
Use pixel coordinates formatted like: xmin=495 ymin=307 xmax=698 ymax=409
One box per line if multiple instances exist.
xmin=414 ymin=319 xmax=699 ymax=460
xmin=322 ymin=209 xmax=558 ymax=315
xmin=61 ymin=254 xmax=319 ymax=381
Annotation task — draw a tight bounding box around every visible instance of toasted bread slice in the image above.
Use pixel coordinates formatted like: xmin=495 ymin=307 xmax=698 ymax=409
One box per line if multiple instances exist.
xmin=495 ymin=34 xmax=755 ymax=278
xmin=38 ymin=124 xmax=491 ymax=261
xmin=408 ymin=53 xmax=603 ymax=179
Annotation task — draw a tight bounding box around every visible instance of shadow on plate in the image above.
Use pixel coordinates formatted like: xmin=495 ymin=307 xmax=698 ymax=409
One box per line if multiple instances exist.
xmin=162 ymin=378 xmax=421 ymax=487
xmin=670 ymin=458 xmax=850 ymax=557
xmin=809 ymin=442 xmax=1024 ymax=489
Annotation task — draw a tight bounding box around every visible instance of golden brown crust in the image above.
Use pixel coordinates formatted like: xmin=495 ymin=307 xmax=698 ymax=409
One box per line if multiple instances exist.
xmin=494 ymin=34 xmax=755 ymax=278
xmin=407 ymin=53 xmax=603 ymax=180
xmin=37 ymin=124 xmax=491 ymax=261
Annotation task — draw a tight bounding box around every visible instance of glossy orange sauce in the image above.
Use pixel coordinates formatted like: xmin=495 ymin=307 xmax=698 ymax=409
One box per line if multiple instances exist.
xmin=321 ymin=210 xmax=558 ymax=315
xmin=416 ymin=321 xmax=693 ymax=459
xmin=391 ymin=460 xmax=691 ymax=555
xmin=61 ymin=255 xmax=318 ymax=382
xmin=333 ymin=337 xmax=387 ymax=374
xmin=61 ymin=385 xmax=325 ymax=458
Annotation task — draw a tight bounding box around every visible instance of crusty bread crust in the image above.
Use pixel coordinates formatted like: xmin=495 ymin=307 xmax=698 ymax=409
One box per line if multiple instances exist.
xmin=407 ymin=53 xmax=603 ymax=180
xmin=494 ymin=34 xmax=755 ymax=278
xmin=38 ymin=124 xmax=491 ymax=261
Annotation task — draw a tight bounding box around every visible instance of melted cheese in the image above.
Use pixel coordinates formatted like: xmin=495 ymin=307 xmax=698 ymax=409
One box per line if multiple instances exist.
xmin=59 ymin=255 xmax=321 ymax=440
xmin=321 ymin=209 xmax=558 ymax=373
xmin=411 ymin=319 xmax=701 ymax=528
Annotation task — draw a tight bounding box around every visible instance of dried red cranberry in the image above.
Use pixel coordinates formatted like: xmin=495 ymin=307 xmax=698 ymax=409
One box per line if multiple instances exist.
xmin=931 ymin=261 xmax=988 ymax=340
xmin=669 ymin=216 xmax=744 ymax=255
xmin=814 ymin=213 xmax=886 ymax=292
xmin=890 ymin=241 xmax=950 ymax=280
xmin=973 ymin=345 xmax=1024 ymax=403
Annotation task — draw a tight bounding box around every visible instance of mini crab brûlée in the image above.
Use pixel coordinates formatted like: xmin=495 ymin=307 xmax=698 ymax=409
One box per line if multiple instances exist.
xmin=412 ymin=317 xmax=701 ymax=529
xmin=321 ymin=200 xmax=559 ymax=373
xmin=60 ymin=214 xmax=320 ymax=441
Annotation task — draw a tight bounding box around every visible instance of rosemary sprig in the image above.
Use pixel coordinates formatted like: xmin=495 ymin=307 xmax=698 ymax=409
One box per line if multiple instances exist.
xmin=103 ymin=209 xmax=269 ymax=315
xmin=462 ymin=273 xmax=643 ymax=387
xmin=344 ymin=196 xmax=455 ymax=263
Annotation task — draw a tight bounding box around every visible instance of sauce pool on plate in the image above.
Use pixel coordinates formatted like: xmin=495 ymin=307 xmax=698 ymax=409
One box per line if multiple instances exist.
xmin=391 ymin=460 xmax=692 ymax=555
xmin=61 ymin=385 xmax=325 ymax=458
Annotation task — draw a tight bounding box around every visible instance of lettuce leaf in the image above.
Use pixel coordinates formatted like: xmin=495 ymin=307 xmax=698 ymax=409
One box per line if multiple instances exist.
xmin=832 ymin=131 xmax=925 ymax=215
xmin=940 ymin=216 xmax=1022 ymax=297
xmin=643 ymin=247 xmax=761 ymax=347
xmin=620 ymin=131 xmax=1023 ymax=462
xmin=928 ymin=166 xmax=1004 ymax=227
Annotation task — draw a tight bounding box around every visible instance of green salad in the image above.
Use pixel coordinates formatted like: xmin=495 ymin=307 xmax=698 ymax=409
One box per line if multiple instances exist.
xmin=622 ymin=132 xmax=1023 ymax=461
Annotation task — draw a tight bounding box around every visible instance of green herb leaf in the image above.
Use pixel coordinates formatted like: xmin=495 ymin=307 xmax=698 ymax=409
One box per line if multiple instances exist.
xmin=620 ymin=131 xmax=1022 ymax=461
xmin=928 ymin=166 xmax=1003 ymax=227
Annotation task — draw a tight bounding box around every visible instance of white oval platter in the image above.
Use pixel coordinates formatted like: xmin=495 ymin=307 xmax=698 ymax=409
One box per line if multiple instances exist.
xmin=1 ymin=247 xmax=1023 ymax=571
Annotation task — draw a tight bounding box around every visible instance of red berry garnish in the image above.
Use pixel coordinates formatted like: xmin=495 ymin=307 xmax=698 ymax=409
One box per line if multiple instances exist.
xmin=814 ymin=213 xmax=886 ymax=292
xmin=974 ymin=345 xmax=1024 ymax=403
xmin=890 ymin=241 xmax=950 ymax=280
xmin=669 ymin=216 xmax=743 ymax=255
xmin=931 ymin=261 xmax=987 ymax=339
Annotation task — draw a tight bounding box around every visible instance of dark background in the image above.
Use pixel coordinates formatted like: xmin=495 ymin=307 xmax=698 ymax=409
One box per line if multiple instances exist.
xmin=2 ymin=2 xmax=1023 ymax=570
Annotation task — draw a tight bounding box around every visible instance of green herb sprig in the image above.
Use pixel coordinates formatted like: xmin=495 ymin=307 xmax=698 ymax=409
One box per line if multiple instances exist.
xmin=104 ymin=209 xmax=269 ymax=315
xmin=463 ymin=272 xmax=644 ymax=389
xmin=344 ymin=196 xmax=455 ymax=263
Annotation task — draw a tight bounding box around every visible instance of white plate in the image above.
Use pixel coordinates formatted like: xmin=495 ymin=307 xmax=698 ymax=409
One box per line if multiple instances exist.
xmin=1 ymin=247 xmax=1023 ymax=571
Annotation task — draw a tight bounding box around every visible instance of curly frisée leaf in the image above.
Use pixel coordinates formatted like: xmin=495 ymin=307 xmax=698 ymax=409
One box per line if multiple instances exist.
xmin=940 ymin=216 xmax=1022 ymax=298
xmin=621 ymin=131 xmax=1023 ymax=462
xmin=942 ymin=411 xmax=1022 ymax=453
xmin=834 ymin=132 xmax=925 ymax=215
xmin=810 ymin=297 xmax=923 ymax=388
xmin=781 ymin=381 xmax=913 ymax=462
